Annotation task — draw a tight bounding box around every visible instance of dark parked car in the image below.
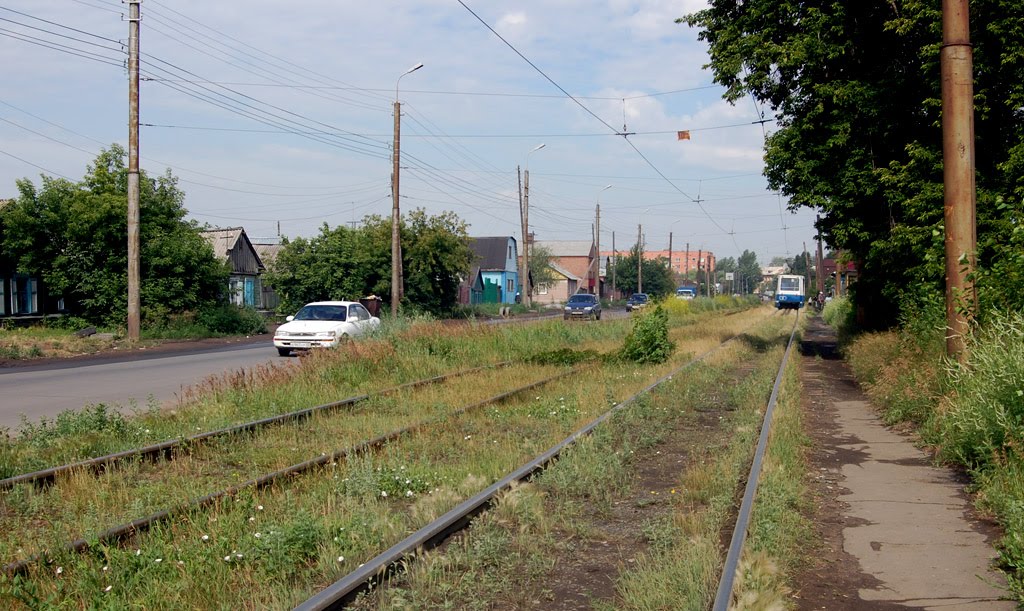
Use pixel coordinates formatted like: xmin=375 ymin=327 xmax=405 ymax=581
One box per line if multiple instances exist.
xmin=626 ymin=293 xmax=649 ymax=312
xmin=564 ymin=293 xmax=602 ymax=320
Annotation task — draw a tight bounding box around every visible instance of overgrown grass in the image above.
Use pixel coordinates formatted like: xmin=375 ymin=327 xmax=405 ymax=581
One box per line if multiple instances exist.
xmin=731 ymin=348 xmax=811 ymax=608
xmin=352 ymin=314 xmax=790 ymax=610
xmin=0 ymin=308 xmax=770 ymax=608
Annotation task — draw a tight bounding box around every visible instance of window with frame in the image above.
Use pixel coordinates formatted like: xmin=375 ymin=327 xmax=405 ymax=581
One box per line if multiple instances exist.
xmin=0 ymin=279 xmax=6 ymax=315
xmin=12 ymin=275 xmax=38 ymax=314
xmin=537 ymin=283 xmax=549 ymax=295
xmin=507 ymin=279 xmax=514 ymax=294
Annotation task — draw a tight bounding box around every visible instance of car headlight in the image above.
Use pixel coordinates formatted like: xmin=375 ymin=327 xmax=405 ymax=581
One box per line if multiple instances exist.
xmin=564 ymin=306 xmax=572 ymax=311
xmin=584 ymin=306 xmax=592 ymax=311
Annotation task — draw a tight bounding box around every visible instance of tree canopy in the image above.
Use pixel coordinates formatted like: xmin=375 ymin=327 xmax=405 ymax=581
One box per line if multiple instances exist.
xmin=1 ymin=145 xmax=226 ymax=326
xmin=265 ymin=208 xmax=472 ymax=317
xmin=684 ymin=1 xmax=1024 ymax=326
xmin=612 ymin=246 xmax=676 ymax=298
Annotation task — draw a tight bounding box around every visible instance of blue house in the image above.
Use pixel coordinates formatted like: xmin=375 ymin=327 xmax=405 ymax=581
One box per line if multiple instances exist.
xmin=464 ymin=236 xmax=519 ymax=305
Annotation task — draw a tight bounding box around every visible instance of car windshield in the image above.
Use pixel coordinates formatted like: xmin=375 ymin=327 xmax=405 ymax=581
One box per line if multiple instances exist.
xmin=631 ymin=294 xmax=648 ymax=302
xmin=293 ymin=305 xmax=347 ymax=321
xmin=568 ymin=295 xmax=596 ymax=304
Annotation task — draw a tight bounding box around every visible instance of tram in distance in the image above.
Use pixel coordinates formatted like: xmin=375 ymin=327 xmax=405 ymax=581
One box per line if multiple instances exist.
xmin=775 ymin=274 xmax=806 ymax=309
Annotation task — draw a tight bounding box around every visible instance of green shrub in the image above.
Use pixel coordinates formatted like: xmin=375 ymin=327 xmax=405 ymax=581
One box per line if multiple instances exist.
xmin=931 ymin=311 xmax=1024 ymax=469
xmin=198 ymin=305 xmax=267 ymax=335
xmin=620 ymin=305 xmax=674 ymax=364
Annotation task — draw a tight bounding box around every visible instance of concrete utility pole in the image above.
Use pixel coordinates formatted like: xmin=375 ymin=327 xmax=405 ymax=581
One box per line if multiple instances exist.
xmin=668 ymin=232 xmax=673 ymax=279
xmin=941 ymin=0 xmax=977 ymax=361
xmin=594 ymin=185 xmax=610 ymax=297
xmin=611 ymin=232 xmax=617 ymax=298
xmin=816 ymin=219 xmax=825 ymax=294
xmin=126 ymin=0 xmax=141 ymax=342
xmin=637 ymin=224 xmax=643 ymax=294
xmin=804 ymin=242 xmax=812 ymax=297
xmin=517 ymin=166 xmax=528 ymax=305
xmin=391 ymin=63 xmax=423 ymax=317
xmin=593 ymin=206 xmax=600 ymax=295
xmin=685 ymin=242 xmax=690 ymax=277
xmin=520 ymin=144 xmax=544 ymax=305
xmin=697 ymin=249 xmax=703 ymax=295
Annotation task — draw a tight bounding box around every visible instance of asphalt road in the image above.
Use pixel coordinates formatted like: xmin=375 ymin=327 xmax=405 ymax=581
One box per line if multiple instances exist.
xmin=0 ymin=342 xmax=283 ymax=432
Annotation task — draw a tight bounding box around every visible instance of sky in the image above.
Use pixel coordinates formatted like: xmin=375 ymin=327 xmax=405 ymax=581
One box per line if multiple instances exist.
xmin=0 ymin=0 xmax=819 ymax=264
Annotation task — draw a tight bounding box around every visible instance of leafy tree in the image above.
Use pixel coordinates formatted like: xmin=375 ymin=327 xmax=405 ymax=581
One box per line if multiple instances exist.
xmin=1 ymin=145 xmax=226 ymax=326
xmin=528 ymin=244 xmax=556 ymax=291
xmin=736 ymin=250 xmax=761 ymax=295
xmin=612 ymin=246 xmax=675 ymax=298
xmin=683 ymin=1 xmax=1024 ymax=326
xmin=265 ymin=208 xmax=471 ymax=317
xmin=401 ymin=209 xmax=473 ymax=316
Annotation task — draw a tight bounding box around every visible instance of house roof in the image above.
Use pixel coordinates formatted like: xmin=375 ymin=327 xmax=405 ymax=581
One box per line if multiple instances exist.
xmin=200 ymin=227 xmax=265 ymax=270
xmin=534 ymin=240 xmax=594 ymax=258
xmin=469 ymin=236 xmax=515 ymax=271
xmin=251 ymin=242 xmax=283 ymax=267
xmin=548 ymin=261 xmax=580 ymax=281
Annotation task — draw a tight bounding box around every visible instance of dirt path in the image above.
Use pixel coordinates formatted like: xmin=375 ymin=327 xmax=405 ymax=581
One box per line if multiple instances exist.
xmin=792 ymin=317 xmax=1014 ymax=609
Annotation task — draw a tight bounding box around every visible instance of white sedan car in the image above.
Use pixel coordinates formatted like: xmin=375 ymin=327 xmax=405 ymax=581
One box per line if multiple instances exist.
xmin=273 ymin=301 xmax=380 ymax=356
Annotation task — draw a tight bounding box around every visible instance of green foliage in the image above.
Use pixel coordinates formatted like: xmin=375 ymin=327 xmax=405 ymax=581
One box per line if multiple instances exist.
xmin=527 ymin=244 xmax=557 ymax=289
xmin=265 ymin=208 xmax=471 ymax=317
xmin=612 ymin=245 xmax=676 ymax=297
xmin=931 ymin=312 xmax=1024 ymax=469
xmin=683 ymin=0 xmax=1024 ymax=329
xmin=736 ymin=250 xmax=762 ymax=295
xmin=0 ymin=145 xmax=227 ymax=327
xmin=620 ymin=305 xmax=674 ymax=364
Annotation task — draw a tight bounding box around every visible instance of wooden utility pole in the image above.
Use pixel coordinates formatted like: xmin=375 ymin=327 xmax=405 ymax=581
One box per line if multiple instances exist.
xmin=941 ymin=0 xmax=977 ymax=361
xmin=637 ymin=224 xmax=643 ymax=294
xmin=517 ymin=166 xmax=530 ymax=306
xmin=391 ymin=97 xmax=402 ymax=316
xmin=126 ymin=0 xmax=141 ymax=342
xmin=392 ymin=64 xmax=423 ymax=317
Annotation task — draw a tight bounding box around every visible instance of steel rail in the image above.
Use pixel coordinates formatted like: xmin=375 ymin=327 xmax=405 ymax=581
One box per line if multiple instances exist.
xmin=0 ymin=362 xmax=509 ymax=491
xmin=712 ymin=310 xmax=800 ymax=610
xmin=1 ymin=366 xmax=574 ymax=576
xmin=295 ymin=326 xmax=751 ymax=611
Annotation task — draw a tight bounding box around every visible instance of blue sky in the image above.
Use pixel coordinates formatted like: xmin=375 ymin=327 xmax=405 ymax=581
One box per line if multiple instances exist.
xmin=0 ymin=0 xmax=818 ymax=263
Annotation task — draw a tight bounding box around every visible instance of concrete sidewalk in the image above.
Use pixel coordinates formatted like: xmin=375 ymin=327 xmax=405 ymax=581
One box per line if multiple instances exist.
xmin=795 ymin=317 xmax=1014 ymax=609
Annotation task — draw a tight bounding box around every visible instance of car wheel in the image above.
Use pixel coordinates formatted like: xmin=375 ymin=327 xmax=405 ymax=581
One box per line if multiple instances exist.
xmin=563 ymin=314 xmax=569 ymax=320
xmin=277 ymin=348 xmax=290 ymax=357
xmin=596 ymin=311 xmax=602 ymax=320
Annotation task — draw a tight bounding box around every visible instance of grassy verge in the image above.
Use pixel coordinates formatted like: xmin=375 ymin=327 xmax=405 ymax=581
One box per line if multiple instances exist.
xmin=0 ymin=307 xmax=770 ymax=608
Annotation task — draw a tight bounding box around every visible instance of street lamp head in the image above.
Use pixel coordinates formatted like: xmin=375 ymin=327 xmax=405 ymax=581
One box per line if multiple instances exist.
xmin=530 ymin=143 xmax=546 ymax=153
xmin=601 ymin=184 xmax=613 ymax=192
xmin=405 ymin=62 xmax=425 ymax=75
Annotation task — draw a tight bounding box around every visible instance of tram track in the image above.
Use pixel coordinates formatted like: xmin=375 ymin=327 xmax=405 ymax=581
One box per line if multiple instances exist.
xmin=0 ymin=362 xmax=510 ymax=491
xmin=297 ymin=311 xmax=799 ymax=610
xmin=0 ymin=306 xmax=776 ymax=607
